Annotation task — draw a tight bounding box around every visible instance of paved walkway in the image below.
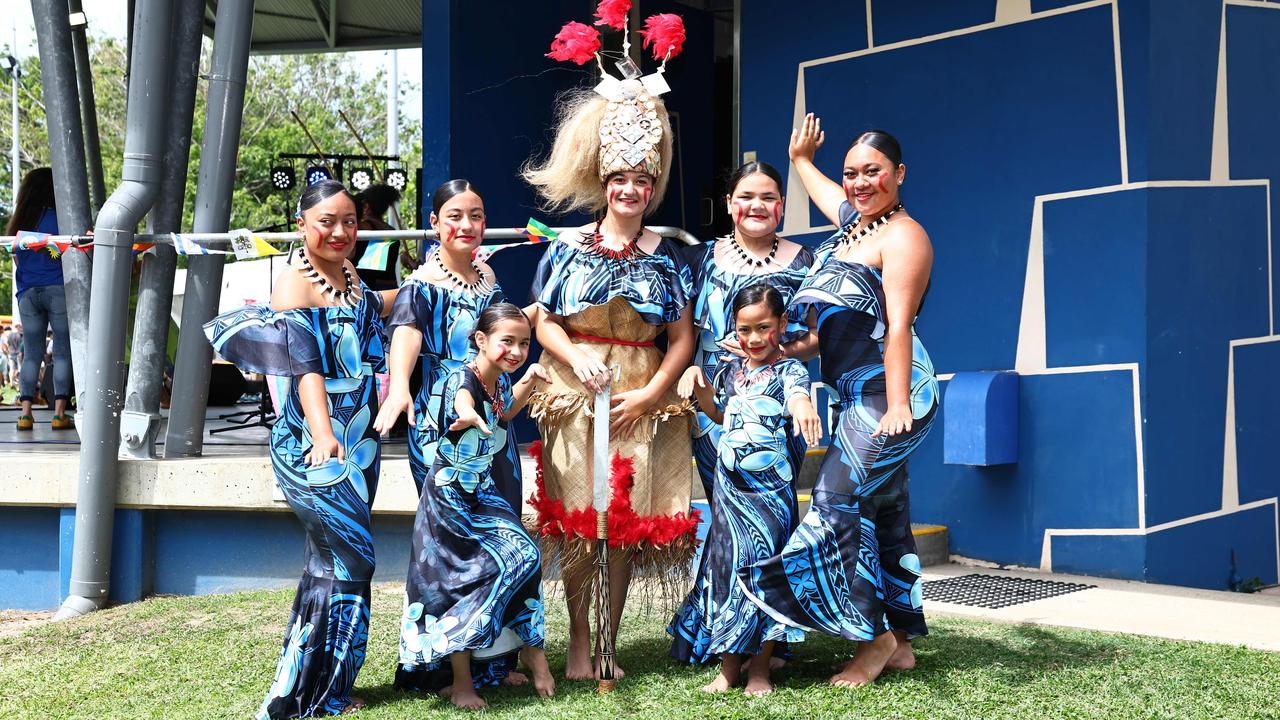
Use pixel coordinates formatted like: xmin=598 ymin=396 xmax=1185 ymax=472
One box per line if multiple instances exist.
xmin=923 ymin=562 xmax=1280 ymax=652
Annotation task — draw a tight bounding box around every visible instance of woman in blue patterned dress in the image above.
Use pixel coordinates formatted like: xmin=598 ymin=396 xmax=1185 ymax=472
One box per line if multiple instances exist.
xmin=740 ymin=119 xmax=939 ymax=687
xmin=373 ymin=180 xmax=506 ymax=496
xmin=395 ymin=303 xmax=556 ymax=709
xmin=204 ymin=181 xmax=397 ymax=718
xmin=683 ymin=161 xmax=816 ymax=502
xmin=669 ymin=284 xmax=823 ymax=696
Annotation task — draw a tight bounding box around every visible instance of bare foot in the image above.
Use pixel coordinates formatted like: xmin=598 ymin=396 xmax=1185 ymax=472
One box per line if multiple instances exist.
xmin=830 ymin=631 xmax=898 ymax=688
xmin=502 ymin=670 xmax=529 ymax=686
xmin=701 ymin=671 xmax=737 ymax=694
xmin=565 ymin=636 xmax=594 ymax=680
xmin=884 ymin=640 xmax=916 ymax=671
xmin=449 ymin=686 xmax=487 ymax=710
xmin=339 ymin=696 xmax=366 ymax=714
xmin=744 ymin=674 xmax=773 ymax=697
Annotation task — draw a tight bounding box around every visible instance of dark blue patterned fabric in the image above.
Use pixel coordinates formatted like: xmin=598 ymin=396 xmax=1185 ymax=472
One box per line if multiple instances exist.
xmin=685 ymin=239 xmax=814 ymax=500
xmin=740 ymin=224 xmax=939 ymax=642
xmin=531 ymin=235 xmax=693 ymax=325
xmin=204 ymin=288 xmax=385 ymax=719
xmin=385 ymin=279 xmax=506 ymax=494
xmin=395 ymin=367 xmax=544 ymax=691
xmin=669 ymin=356 xmax=811 ymax=662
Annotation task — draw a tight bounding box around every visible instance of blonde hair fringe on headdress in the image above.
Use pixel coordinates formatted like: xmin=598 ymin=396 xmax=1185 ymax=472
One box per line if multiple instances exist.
xmin=522 ymin=87 xmax=674 ymax=217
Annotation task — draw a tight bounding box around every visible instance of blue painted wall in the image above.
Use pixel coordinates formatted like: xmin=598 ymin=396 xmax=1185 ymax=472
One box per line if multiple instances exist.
xmin=742 ymin=0 xmax=1280 ymax=591
xmin=2 ymin=506 xmax=416 ymax=611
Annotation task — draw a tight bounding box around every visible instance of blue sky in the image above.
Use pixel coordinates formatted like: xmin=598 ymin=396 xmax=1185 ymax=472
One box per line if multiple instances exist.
xmin=5 ymin=1 xmax=423 ymax=125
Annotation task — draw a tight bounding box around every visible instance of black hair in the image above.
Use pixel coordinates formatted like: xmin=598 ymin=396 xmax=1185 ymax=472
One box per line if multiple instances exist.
xmin=5 ymin=168 xmax=55 ymax=236
xmin=726 ymin=161 xmax=784 ymax=197
xmin=296 ymin=179 xmax=357 ymax=218
xmin=432 ymin=178 xmax=484 ymax=216
xmin=470 ymin=302 xmax=531 ymax=349
xmin=731 ymin=283 xmax=786 ymax=323
xmin=355 ymin=183 xmax=402 ymax=218
xmin=847 ymin=129 xmax=903 ymax=168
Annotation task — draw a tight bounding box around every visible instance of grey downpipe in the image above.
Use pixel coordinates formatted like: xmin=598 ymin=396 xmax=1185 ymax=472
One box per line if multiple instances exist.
xmin=54 ymin=0 xmax=174 ymax=619
xmin=68 ymin=0 xmax=107 ymax=212
xmin=164 ymin=0 xmax=255 ymax=459
xmin=120 ymin=0 xmax=206 ymax=459
xmin=29 ymin=0 xmax=94 ymax=416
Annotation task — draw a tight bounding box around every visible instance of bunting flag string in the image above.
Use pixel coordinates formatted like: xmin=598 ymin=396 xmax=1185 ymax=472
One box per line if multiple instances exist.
xmin=356 ymin=239 xmax=393 ymax=270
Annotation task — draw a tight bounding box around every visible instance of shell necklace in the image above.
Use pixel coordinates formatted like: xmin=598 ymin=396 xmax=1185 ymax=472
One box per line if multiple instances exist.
xmin=435 ymin=251 xmax=489 ymax=293
xmin=840 ymin=203 xmax=903 ymax=247
xmin=729 ymin=233 xmax=779 ymax=269
xmin=298 ymin=251 xmax=359 ymax=307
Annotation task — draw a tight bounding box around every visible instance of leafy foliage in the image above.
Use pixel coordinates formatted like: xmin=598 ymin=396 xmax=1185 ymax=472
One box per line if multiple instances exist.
xmin=0 ymin=34 xmax=422 ymax=313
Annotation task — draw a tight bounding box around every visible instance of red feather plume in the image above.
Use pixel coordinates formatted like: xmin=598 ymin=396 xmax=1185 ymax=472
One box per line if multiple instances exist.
xmin=638 ymin=13 xmax=685 ymax=62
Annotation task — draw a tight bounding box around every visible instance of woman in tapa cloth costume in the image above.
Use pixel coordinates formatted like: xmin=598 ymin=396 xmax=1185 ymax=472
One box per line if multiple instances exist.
xmin=521 ymin=64 xmax=700 ymax=678
xmin=204 ymin=181 xmax=397 ymax=718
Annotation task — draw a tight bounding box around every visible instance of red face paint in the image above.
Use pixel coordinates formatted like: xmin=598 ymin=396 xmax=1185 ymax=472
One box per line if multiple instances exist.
xmin=767 ymin=330 xmax=779 ymax=348
xmin=640 ymin=185 xmax=653 ymax=208
xmin=495 ymin=345 xmax=508 ymax=361
xmin=731 ymin=199 xmax=748 ymax=226
xmin=442 ymin=221 xmax=459 ymax=246
xmin=842 ymin=176 xmax=856 ymax=197
xmin=475 ymin=218 xmax=486 ymax=241
xmin=607 ymin=186 xmax=620 ymax=207
xmin=876 ymin=174 xmax=889 ymax=194
xmin=769 ymin=200 xmax=782 ymax=228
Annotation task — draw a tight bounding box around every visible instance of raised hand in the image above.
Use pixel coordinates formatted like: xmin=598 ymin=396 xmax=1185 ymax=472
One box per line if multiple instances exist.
xmin=789 ymin=113 xmax=825 ymax=164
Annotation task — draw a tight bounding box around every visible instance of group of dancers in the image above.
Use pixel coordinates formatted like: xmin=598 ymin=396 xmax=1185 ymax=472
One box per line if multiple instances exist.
xmin=204 ymin=16 xmax=938 ymax=717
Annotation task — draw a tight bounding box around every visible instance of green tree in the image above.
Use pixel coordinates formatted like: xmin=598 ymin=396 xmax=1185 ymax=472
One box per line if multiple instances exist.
xmin=0 ymin=34 xmax=422 ymax=314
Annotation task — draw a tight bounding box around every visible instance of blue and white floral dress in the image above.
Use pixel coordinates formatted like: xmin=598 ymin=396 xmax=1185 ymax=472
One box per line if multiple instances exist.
xmin=204 ymin=287 xmax=385 ymax=719
xmin=669 ymin=356 xmax=810 ymax=662
xmin=396 ymin=366 xmax=544 ymax=691
xmin=739 ymin=203 xmax=939 ymax=642
xmin=685 ymin=239 xmax=814 ymax=500
xmin=385 ymin=277 xmax=506 ymax=495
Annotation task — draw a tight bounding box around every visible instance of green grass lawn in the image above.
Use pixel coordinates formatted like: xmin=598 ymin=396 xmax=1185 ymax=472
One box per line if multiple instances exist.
xmin=2 ymin=583 xmax=1277 ymax=719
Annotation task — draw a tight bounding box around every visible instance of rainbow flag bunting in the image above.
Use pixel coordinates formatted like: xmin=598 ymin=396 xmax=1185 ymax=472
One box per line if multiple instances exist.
xmin=520 ymin=218 xmax=558 ymax=243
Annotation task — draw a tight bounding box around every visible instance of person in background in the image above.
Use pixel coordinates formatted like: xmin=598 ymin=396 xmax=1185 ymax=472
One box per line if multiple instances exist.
xmin=9 ymin=323 xmax=22 ymax=387
xmin=352 ymin=183 xmax=408 ymax=290
xmin=6 ymin=168 xmax=73 ymax=431
xmin=0 ymin=324 xmax=12 ymax=387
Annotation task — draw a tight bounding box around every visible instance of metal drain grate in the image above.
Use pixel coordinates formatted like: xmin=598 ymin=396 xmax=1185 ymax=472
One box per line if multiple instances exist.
xmin=923 ymin=573 xmax=1095 ymax=609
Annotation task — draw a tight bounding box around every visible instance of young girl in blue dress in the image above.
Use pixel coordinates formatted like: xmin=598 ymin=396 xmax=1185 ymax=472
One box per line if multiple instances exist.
xmin=204 ymin=180 xmax=397 ymax=718
xmin=683 ymin=162 xmax=815 ymax=502
xmin=669 ymin=284 xmax=823 ymax=696
xmin=396 ymin=303 xmax=556 ymax=710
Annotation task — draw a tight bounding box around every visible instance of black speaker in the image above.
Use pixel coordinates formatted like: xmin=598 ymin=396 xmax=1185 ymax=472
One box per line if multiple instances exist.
xmin=207 ymin=362 xmax=249 ymax=407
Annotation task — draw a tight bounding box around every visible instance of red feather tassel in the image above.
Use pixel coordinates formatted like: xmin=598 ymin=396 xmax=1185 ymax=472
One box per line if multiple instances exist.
xmin=638 ymin=13 xmax=686 ymax=62
xmin=593 ymin=0 xmax=631 ymax=31
xmin=546 ymin=21 xmax=602 ymax=66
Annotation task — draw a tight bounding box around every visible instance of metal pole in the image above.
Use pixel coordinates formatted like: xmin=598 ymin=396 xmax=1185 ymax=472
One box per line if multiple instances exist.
xmin=120 ymin=0 xmax=205 ymax=459
xmin=55 ymin=0 xmax=173 ymax=619
xmin=386 ymin=49 xmax=398 ymax=156
xmin=164 ymin=0 xmax=255 ymax=458
xmin=8 ymin=21 xmax=17 ymax=208
xmin=30 ymin=0 xmax=94 ymax=417
xmin=68 ymin=0 xmax=107 ymax=212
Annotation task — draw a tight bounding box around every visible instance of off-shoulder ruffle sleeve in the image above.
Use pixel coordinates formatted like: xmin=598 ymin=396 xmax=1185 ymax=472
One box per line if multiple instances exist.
xmin=204 ymin=303 xmax=375 ymax=379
